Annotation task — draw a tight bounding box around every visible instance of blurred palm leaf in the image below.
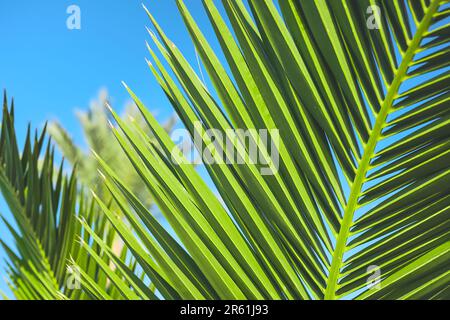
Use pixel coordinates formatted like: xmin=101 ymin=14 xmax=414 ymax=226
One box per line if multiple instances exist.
xmin=48 ymin=88 xmax=177 ymax=208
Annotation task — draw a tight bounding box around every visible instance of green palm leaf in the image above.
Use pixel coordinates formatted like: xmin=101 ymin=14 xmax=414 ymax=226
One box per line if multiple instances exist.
xmin=0 ymin=95 xmax=142 ymax=300
xmin=88 ymin=0 xmax=448 ymax=300
xmin=1 ymin=0 xmax=448 ymax=301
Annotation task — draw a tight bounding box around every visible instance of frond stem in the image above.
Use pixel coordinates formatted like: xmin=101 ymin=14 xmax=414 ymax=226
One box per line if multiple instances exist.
xmin=324 ymin=0 xmax=441 ymax=299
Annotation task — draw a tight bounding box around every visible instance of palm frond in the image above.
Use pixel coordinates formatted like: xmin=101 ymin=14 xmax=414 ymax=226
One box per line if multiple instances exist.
xmin=1 ymin=0 xmax=448 ymax=301
xmin=0 ymin=94 xmax=136 ymax=300
xmin=87 ymin=0 xmax=449 ymax=300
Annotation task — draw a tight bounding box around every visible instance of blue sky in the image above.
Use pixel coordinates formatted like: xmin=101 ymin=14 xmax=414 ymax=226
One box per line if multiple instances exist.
xmin=0 ymin=0 xmax=221 ymax=144
xmin=0 ymin=0 xmax=222 ymax=296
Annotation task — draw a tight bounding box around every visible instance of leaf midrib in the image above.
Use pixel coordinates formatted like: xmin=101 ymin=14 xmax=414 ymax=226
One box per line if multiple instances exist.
xmin=324 ymin=0 xmax=441 ymax=300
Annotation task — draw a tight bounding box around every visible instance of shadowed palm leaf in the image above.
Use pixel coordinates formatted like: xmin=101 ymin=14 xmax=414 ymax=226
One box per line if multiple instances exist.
xmin=0 ymin=97 xmax=147 ymax=300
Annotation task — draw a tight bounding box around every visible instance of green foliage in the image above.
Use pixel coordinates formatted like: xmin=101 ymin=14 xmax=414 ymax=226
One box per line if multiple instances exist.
xmin=0 ymin=96 xmax=143 ymax=300
xmin=1 ymin=0 xmax=449 ymax=300
xmin=48 ymin=89 xmax=177 ymax=208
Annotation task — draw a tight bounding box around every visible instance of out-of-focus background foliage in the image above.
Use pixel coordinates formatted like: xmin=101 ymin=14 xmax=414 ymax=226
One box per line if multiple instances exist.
xmin=0 ymin=0 xmax=222 ymax=296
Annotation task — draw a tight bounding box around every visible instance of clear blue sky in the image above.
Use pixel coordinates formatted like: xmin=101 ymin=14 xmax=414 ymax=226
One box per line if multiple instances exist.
xmin=0 ymin=0 xmax=223 ymax=297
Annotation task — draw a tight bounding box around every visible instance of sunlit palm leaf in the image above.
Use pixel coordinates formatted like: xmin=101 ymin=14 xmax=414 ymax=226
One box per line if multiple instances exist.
xmin=91 ymin=0 xmax=449 ymax=300
xmin=1 ymin=0 xmax=448 ymax=301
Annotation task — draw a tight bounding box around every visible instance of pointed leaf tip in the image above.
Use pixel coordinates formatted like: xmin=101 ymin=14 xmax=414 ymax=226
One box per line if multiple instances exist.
xmin=107 ymin=120 xmax=114 ymax=129
xmin=104 ymin=101 xmax=113 ymax=113
xmin=142 ymin=3 xmax=151 ymax=16
xmin=97 ymin=169 xmax=106 ymax=181
xmin=145 ymin=40 xmax=151 ymax=50
xmin=89 ymin=148 xmax=99 ymax=158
